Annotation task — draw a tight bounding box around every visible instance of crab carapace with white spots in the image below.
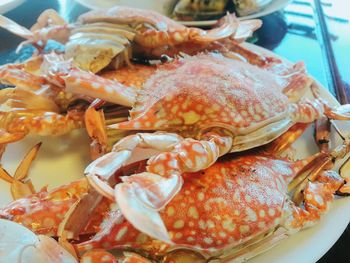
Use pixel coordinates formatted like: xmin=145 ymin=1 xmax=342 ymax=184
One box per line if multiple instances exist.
xmin=0 ymin=6 xmax=261 ymax=72
xmin=74 ymin=135 xmax=350 ymax=262
xmin=62 ymin=46 xmax=350 ymax=240
xmin=2 ymin=127 xmax=350 ymax=262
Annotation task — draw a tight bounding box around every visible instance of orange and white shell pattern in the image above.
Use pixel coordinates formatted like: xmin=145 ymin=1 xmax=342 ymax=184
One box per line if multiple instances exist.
xmin=112 ymin=53 xmax=302 ymax=136
xmin=77 ymin=152 xmax=344 ymax=261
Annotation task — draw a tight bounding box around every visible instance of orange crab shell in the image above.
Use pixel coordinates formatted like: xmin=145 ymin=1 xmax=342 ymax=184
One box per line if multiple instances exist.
xmin=113 ymin=53 xmax=293 ymax=135
xmin=0 ymin=179 xmax=109 ymax=236
xmin=78 ymin=154 xmax=304 ymax=257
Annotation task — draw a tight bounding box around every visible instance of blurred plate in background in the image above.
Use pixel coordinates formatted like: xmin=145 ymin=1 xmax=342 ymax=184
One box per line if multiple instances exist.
xmin=74 ymin=0 xmax=291 ymax=26
xmin=0 ymin=0 xmax=24 ymax=14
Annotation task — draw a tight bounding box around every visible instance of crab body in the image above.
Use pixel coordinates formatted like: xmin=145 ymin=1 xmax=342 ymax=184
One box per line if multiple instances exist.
xmin=78 ymin=150 xmax=347 ymax=262
xmin=80 ymin=156 xmax=296 ymax=255
xmin=0 ymin=125 xmax=349 ymax=262
xmin=0 ymin=6 xmax=261 ymax=72
xmin=72 ymin=49 xmax=350 ymax=238
xmin=86 ymin=52 xmax=314 ymax=152
xmin=1 ymin=151 xmax=344 ymax=262
xmin=117 ymin=54 xmax=290 ymax=138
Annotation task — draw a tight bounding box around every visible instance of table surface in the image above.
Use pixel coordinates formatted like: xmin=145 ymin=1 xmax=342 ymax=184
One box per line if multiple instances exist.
xmin=0 ymin=0 xmax=349 ymax=262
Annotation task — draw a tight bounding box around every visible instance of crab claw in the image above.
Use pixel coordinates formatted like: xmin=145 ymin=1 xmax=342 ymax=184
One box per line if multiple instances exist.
xmin=87 ymin=171 xmax=180 ymax=244
xmin=0 ymin=219 xmax=77 ymax=263
xmin=194 ymin=13 xmax=239 ymax=42
xmin=233 ymin=19 xmax=262 ymax=42
xmin=115 ymin=174 xmax=177 ymax=244
xmin=119 ymin=172 xmax=183 ymax=210
xmin=85 ymin=150 xmax=132 ymax=179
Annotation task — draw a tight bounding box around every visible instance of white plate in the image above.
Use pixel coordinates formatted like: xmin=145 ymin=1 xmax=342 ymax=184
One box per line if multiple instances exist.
xmin=74 ymin=0 xmax=292 ymax=26
xmin=0 ymin=43 xmax=349 ymax=263
xmin=0 ymin=0 xmax=24 ymax=15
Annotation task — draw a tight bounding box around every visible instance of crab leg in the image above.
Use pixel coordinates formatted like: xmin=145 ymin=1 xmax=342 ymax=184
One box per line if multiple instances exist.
xmin=64 ymin=68 xmax=136 ymax=107
xmin=290 ymin=99 xmax=350 ymax=124
xmin=0 ymin=88 xmax=60 ymax=112
xmin=289 ymin=133 xmax=350 ymax=206
xmin=314 ymin=116 xmax=331 ymax=152
xmin=0 ymin=12 xmax=71 ymax=51
xmin=0 ymin=110 xmax=83 ymax=138
xmin=0 ymin=63 xmax=47 ymax=90
xmin=0 ymin=143 xmax=41 ymax=200
xmin=0 ymin=15 xmax=33 ymax=39
xmin=286 ymin=169 xmax=346 ymax=230
xmin=263 ymin=123 xmax=310 ymax=155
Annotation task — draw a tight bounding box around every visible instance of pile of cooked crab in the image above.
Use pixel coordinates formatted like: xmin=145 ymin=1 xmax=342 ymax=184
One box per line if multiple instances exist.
xmin=0 ymin=5 xmax=349 ymax=263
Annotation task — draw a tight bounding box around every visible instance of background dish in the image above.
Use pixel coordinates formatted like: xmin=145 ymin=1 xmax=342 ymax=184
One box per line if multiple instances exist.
xmin=0 ymin=0 xmax=24 ymax=14
xmin=74 ymin=0 xmax=292 ymax=26
xmin=0 ymin=43 xmax=349 ymax=263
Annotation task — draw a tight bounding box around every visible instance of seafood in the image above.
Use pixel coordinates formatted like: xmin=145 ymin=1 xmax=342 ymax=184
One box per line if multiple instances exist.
xmin=0 ymin=6 xmax=349 ymax=262
xmin=77 ymin=150 xmax=349 ymax=262
xmin=1 ymin=124 xmax=349 ymax=262
xmin=0 ymin=50 xmax=141 ymax=153
xmin=0 ymin=6 xmax=261 ymax=72
xmin=0 ymin=143 xmax=107 ymax=236
xmin=64 ymin=49 xmax=350 ymax=238
xmin=0 ymin=55 xmax=87 ymax=145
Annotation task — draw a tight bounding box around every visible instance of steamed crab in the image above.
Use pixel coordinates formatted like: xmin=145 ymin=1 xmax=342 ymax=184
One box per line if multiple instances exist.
xmin=0 ymin=51 xmax=138 ymax=151
xmin=0 ymin=6 xmax=261 ymax=72
xmin=0 ymin=123 xmax=349 ymax=262
xmin=0 ymin=54 xmax=89 ymax=145
xmin=58 ymin=48 xmax=350 ymax=237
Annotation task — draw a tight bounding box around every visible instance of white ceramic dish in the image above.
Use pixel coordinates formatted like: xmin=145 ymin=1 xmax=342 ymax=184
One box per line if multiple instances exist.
xmin=74 ymin=0 xmax=291 ymax=26
xmin=0 ymin=0 xmax=24 ymax=14
xmin=0 ymin=43 xmax=349 ymax=263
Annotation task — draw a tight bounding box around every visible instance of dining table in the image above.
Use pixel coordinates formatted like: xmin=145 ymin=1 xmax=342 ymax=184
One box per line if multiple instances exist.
xmin=0 ymin=0 xmax=349 ymax=262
